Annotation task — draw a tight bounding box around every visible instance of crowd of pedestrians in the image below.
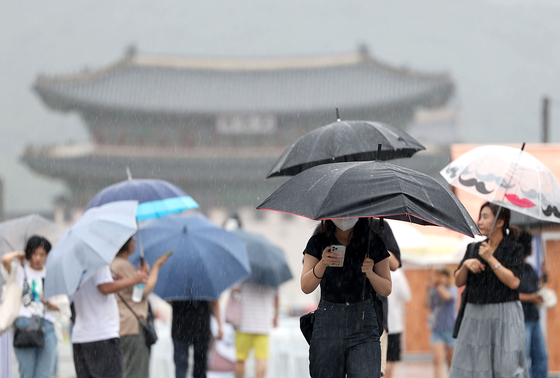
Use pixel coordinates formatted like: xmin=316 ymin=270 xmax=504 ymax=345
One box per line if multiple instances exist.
xmin=0 ymin=201 xmax=554 ymax=378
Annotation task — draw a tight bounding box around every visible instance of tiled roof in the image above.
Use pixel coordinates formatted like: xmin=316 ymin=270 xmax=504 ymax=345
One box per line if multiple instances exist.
xmin=33 ymin=51 xmax=454 ymax=115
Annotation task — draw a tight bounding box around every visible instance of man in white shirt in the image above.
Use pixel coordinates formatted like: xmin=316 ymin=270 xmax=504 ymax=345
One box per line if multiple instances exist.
xmin=385 ymin=269 xmax=411 ymax=378
xmin=72 ymin=265 xmax=146 ymax=378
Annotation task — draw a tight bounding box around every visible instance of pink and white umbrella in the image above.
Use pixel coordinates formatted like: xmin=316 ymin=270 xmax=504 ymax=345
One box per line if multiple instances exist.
xmin=440 ymin=144 xmax=560 ymax=224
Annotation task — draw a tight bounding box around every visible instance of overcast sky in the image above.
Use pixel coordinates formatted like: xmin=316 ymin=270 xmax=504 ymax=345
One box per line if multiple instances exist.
xmin=0 ymin=0 xmax=559 ymax=212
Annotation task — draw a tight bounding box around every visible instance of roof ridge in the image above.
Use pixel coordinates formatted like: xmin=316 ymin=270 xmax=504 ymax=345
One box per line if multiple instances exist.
xmin=131 ymin=52 xmax=365 ymax=71
xmin=33 ymin=50 xmax=451 ymax=81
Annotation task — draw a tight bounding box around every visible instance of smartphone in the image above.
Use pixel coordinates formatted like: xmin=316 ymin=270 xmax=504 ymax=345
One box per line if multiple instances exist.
xmin=164 ymin=250 xmax=174 ymax=258
xmin=329 ymin=245 xmax=346 ymax=267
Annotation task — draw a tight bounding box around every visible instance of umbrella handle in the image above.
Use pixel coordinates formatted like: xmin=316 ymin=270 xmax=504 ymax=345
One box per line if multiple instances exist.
xmin=137 ymin=225 xmax=145 ymax=267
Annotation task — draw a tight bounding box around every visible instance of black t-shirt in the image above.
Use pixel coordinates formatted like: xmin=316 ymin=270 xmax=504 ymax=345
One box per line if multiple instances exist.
xmin=518 ymin=263 xmax=540 ymax=322
xmin=458 ymin=237 xmax=524 ymax=304
xmin=171 ymin=300 xmax=211 ymax=339
xmin=303 ymin=231 xmax=390 ymax=304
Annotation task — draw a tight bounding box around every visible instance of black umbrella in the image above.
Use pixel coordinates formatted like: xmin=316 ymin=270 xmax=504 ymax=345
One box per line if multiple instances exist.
xmin=258 ymin=161 xmax=480 ymax=237
xmin=266 ymin=120 xmax=425 ymax=178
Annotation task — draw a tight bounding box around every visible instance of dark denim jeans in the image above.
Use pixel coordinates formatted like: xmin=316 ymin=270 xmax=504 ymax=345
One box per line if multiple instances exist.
xmin=173 ymin=335 xmax=210 ymax=378
xmin=525 ymin=321 xmax=548 ymax=378
xmin=309 ymin=299 xmax=381 ymax=378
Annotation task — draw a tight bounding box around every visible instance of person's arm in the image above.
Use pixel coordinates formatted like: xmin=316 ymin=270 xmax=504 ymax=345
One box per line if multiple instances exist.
xmin=209 ymin=300 xmax=223 ymax=340
xmin=273 ymin=294 xmax=279 ymax=328
xmin=98 ymin=270 xmax=147 ymax=295
xmin=455 ymin=258 xmax=485 ymax=287
xmin=387 ymin=251 xmax=400 ymax=272
xmin=435 ymin=284 xmax=453 ymax=301
xmin=301 ymin=246 xmax=339 ymax=294
xmin=1 ymin=251 xmax=25 ymax=274
xmin=519 ymin=292 xmax=544 ymax=304
xmin=479 ymin=242 xmax=520 ymax=290
xmin=362 ymin=257 xmax=392 ymax=297
xmin=144 ymin=255 xmax=169 ymax=295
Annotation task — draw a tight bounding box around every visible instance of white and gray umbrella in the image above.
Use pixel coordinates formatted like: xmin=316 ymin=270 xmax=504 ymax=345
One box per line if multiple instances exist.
xmin=44 ymin=201 xmax=138 ymax=299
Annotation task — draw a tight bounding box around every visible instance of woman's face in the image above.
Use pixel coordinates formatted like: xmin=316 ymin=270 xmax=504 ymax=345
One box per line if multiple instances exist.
xmin=29 ymin=246 xmax=47 ymax=270
xmin=478 ymin=206 xmax=503 ymax=237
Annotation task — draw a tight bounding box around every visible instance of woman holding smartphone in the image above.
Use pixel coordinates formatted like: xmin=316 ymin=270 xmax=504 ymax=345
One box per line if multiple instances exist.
xmin=301 ymin=218 xmax=392 ymax=378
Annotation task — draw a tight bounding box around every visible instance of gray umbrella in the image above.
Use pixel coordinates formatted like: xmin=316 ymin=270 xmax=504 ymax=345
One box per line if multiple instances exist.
xmin=258 ymin=161 xmax=480 ymax=237
xmin=230 ymin=229 xmax=292 ymax=288
xmin=0 ymin=214 xmax=65 ymax=296
xmin=266 ymin=120 xmax=425 ymax=178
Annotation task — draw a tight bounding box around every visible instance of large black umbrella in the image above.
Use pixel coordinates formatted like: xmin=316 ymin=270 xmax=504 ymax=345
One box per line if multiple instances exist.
xmin=258 ymin=161 xmax=480 ymax=237
xmin=266 ymin=120 xmax=425 ymax=178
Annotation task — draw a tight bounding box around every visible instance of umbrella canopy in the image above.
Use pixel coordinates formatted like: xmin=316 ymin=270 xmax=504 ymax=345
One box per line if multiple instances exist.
xmin=440 ymin=145 xmax=560 ymax=223
xmin=0 ymin=214 xmax=65 ymax=256
xmin=85 ymin=178 xmax=199 ymax=220
xmin=0 ymin=214 xmax=65 ymax=296
xmin=230 ymin=229 xmax=293 ymax=288
xmin=266 ymin=120 xmax=425 ymax=178
xmin=44 ymin=201 xmax=138 ymax=298
xmin=129 ymin=214 xmax=251 ymax=300
xmin=257 ymin=161 xmax=480 ymax=237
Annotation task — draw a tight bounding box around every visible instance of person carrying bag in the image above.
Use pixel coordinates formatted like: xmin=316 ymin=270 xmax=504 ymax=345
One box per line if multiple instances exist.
xmin=1 ymin=236 xmax=59 ymax=378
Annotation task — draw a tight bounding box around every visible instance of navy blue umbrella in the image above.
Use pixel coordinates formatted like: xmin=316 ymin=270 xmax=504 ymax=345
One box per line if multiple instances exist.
xmin=230 ymin=229 xmax=292 ymax=288
xmin=129 ymin=214 xmax=251 ymax=300
xmin=86 ymin=179 xmax=198 ymax=220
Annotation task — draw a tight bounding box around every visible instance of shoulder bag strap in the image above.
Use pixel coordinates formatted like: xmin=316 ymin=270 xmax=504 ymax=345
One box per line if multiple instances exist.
xmin=116 ymin=292 xmax=145 ymax=325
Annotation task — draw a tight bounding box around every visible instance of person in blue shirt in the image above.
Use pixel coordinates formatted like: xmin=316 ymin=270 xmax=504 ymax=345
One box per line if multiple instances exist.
xmin=425 ymin=268 xmax=457 ymax=378
xmin=516 ymin=229 xmax=548 ymax=378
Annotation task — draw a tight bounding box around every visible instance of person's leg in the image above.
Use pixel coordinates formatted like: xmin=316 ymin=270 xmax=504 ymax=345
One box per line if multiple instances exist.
xmin=192 ymin=334 xmax=210 ymax=378
xmin=14 ymin=346 xmax=38 ymax=378
xmin=34 ymin=320 xmax=57 ymax=378
xmin=445 ymin=347 xmax=454 ymax=372
xmin=173 ymin=338 xmax=191 ymax=378
xmin=235 ymin=332 xmax=252 ymax=378
xmin=442 ymin=330 xmax=456 ymax=373
xmin=432 ymin=342 xmax=446 ymax=378
xmin=309 ymin=331 xmax=346 ymax=378
xmin=72 ymin=343 xmax=92 ymax=378
xmin=82 ymin=338 xmax=123 ymax=378
xmin=235 ymin=361 xmax=245 ymax=378
xmin=254 ymin=334 xmax=270 ymax=378
xmin=121 ymin=331 xmax=150 ymax=378
xmin=346 ymin=337 xmax=381 ymax=378
xmin=385 ymin=333 xmax=401 ymax=378
xmin=379 ymin=329 xmax=388 ymax=377
xmin=525 ymin=321 xmax=533 ymax=372
xmin=529 ymin=321 xmax=548 ymax=378
xmin=385 ymin=362 xmax=394 ymax=378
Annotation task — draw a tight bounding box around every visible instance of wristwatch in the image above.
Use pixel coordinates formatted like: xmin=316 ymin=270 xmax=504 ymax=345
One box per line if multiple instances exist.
xmin=493 ymin=263 xmax=501 ymax=270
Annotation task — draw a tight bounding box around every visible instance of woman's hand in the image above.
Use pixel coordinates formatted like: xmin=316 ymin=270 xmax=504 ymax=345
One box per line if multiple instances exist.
xmin=132 ymin=270 xmax=148 ymax=285
xmin=319 ymin=246 xmax=340 ymax=267
xmin=361 ymin=257 xmax=375 ymax=277
xmin=478 ymin=241 xmax=495 ymax=262
xmin=464 ymin=258 xmax=485 ymax=274
xmin=140 ymin=262 xmax=150 ymax=274
xmin=44 ymin=300 xmax=60 ymax=311
xmin=154 ymin=255 xmax=169 ymax=268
